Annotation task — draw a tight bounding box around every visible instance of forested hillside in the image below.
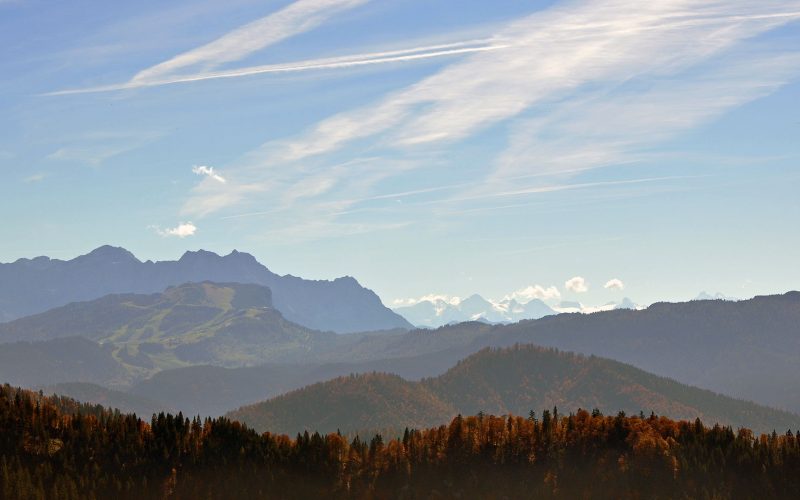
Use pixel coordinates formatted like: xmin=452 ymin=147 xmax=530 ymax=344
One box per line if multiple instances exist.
xmin=2 ymin=384 xmax=799 ymax=499
xmin=229 ymin=345 xmax=800 ymax=435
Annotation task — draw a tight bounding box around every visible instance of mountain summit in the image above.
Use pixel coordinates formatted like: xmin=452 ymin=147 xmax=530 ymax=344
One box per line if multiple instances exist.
xmin=0 ymin=246 xmax=412 ymax=333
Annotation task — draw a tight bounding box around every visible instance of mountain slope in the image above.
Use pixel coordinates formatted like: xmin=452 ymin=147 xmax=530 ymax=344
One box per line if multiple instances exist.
xmin=486 ymin=291 xmax=800 ymax=413
xmin=0 ymin=282 xmax=339 ymax=375
xmin=424 ymin=345 xmax=798 ymax=432
xmin=0 ymin=337 xmax=127 ymax=387
xmin=129 ymin=349 xmax=477 ymax=417
xmin=228 ymin=345 xmax=800 ymax=435
xmin=0 ymin=246 xmax=412 ymax=333
xmin=229 ymin=372 xmax=455 ymax=435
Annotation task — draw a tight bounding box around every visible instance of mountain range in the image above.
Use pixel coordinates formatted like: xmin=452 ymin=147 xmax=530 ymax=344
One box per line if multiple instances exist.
xmin=2 ymin=282 xmax=800 ymax=418
xmin=393 ymin=294 xmax=638 ymax=327
xmin=393 ymin=294 xmax=555 ymax=327
xmin=228 ymin=345 xmax=800 ymax=436
xmin=0 ymin=245 xmax=411 ymax=333
xmin=1 ymin=247 xmax=799 ymax=428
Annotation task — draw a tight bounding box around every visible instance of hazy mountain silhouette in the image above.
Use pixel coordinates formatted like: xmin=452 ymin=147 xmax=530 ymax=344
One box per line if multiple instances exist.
xmin=394 ymin=294 xmax=555 ymax=327
xmin=0 ymin=246 xmax=411 ymax=333
xmin=228 ymin=345 xmax=800 ymax=436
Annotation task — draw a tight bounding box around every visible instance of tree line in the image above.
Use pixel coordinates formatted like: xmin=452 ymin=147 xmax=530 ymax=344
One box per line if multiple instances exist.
xmin=2 ymin=384 xmax=799 ymax=499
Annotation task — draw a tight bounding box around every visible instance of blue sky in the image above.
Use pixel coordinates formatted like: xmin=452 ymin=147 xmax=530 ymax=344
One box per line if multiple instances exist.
xmin=1 ymin=0 xmax=799 ymax=308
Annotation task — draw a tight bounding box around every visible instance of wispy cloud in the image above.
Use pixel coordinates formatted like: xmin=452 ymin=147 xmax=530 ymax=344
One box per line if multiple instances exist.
xmin=269 ymin=1 xmax=800 ymax=163
xmin=151 ymin=222 xmax=197 ymax=238
xmin=48 ymin=39 xmax=506 ymax=95
xmin=491 ymin=51 xmax=800 ymax=181
xmin=174 ymin=0 xmax=800 ymax=243
xmin=192 ymin=165 xmax=226 ymax=183
xmin=133 ymin=0 xmax=370 ymax=84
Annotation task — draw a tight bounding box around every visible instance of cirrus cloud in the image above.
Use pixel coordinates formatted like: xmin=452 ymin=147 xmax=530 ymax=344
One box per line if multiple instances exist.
xmin=132 ymin=0 xmax=371 ymax=84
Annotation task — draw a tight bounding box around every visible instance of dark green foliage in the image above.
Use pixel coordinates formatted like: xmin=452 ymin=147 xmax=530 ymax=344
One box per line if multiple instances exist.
xmin=2 ymin=384 xmax=800 ymax=499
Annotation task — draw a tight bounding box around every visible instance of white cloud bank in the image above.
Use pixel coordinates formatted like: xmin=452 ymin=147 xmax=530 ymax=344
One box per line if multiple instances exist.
xmin=153 ymin=222 xmax=197 ymax=238
xmin=604 ymin=278 xmax=625 ymax=290
xmin=565 ymin=276 xmax=589 ymax=293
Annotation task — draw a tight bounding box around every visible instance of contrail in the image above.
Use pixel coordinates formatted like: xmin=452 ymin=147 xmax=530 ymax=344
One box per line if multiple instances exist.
xmin=45 ymin=39 xmax=509 ymax=96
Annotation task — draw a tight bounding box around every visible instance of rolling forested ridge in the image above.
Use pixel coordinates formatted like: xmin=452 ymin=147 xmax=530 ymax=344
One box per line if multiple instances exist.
xmin=2 ymin=384 xmax=800 ymax=499
xmin=228 ymin=345 xmax=800 ymax=436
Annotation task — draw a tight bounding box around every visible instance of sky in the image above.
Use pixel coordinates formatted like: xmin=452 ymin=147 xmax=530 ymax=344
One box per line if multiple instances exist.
xmin=1 ymin=0 xmax=799 ymax=309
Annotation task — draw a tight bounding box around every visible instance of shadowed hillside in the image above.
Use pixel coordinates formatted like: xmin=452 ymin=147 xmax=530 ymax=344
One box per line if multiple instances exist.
xmin=228 ymin=345 xmax=800 ymax=435
xmin=486 ymin=292 xmax=800 ymax=412
xmin=230 ymin=372 xmax=454 ymax=436
xmin=0 ymin=338 xmax=127 ymax=388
